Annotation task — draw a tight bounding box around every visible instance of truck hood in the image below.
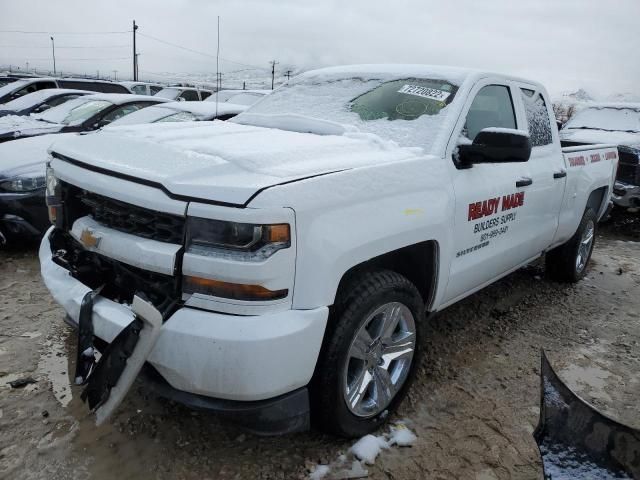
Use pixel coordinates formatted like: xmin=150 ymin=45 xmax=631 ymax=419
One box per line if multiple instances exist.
xmin=50 ymin=120 xmax=420 ymax=205
xmin=559 ymin=128 xmax=640 ymax=147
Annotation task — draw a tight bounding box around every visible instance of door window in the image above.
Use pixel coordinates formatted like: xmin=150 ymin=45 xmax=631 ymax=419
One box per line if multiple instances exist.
xmin=179 ymin=90 xmax=199 ymax=101
xmin=99 ymin=102 xmax=153 ymax=124
xmin=463 ymin=85 xmax=516 ymax=141
xmin=47 ymin=94 xmax=82 ymax=108
xmin=521 ymin=90 xmax=553 ymax=147
xmin=150 ymin=85 xmax=163 ymax=95
xmin=131 ymin=85 xmax=147 ymax=95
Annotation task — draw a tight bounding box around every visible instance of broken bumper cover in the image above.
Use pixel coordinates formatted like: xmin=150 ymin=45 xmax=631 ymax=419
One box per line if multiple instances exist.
xmin=40 ymin=227 xmax=329 ymax=434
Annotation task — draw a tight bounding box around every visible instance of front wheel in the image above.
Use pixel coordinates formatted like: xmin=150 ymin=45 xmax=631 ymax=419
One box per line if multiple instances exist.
xmin=311 ymin=270 xmax=424 ymax=437
xmin=546 ymin=208 xmax=597 ymax=283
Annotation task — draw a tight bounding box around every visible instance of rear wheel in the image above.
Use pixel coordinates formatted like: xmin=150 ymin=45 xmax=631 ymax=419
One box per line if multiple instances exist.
xmin=546 ymin=208 xmax=597 ymax=283
xmin=311 ymin=270 xmax=424 ymax=437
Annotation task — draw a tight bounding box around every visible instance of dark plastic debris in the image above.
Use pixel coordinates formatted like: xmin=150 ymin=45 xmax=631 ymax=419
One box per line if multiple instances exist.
xmin=81 ymin=317 xmax=143 ymax=411
xmin=7 ymin=377 xmax=37 ymax=388
xmin=535 ymin=350 xmax=640 ymax=479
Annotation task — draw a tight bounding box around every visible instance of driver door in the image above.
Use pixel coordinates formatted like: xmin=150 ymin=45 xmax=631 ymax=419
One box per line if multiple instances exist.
xmin=443 ymin=81 xmax=535 ymax=304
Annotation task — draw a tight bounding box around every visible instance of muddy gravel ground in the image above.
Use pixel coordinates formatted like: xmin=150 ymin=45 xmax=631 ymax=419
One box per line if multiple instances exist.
xmin=1 ymin=216 xmax=639 ymax=480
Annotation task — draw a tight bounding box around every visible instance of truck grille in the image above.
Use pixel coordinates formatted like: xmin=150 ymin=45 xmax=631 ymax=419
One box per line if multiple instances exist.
xmin=62 ymin=182 xmax=185 ymax=244
xmin=617 ymin=147 xmax=640 ymax=185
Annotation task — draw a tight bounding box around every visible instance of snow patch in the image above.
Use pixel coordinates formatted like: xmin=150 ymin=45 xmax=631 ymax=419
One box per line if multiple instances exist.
xmin=351 ymin=434 xmax=390 ymax=464
xmin=306 ymin=421 xmax=417 ymax=479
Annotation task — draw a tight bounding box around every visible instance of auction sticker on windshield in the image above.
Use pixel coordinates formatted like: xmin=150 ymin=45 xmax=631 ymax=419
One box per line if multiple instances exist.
xmin=398 ymin=85 xmax=451 ymax=102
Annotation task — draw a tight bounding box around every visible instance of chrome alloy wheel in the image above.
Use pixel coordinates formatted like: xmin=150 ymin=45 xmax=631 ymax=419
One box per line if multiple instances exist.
xmin=576 ymin=219 xmax=595 ymax=273
xmin=343 ymin=302 xmax=417 ymax=417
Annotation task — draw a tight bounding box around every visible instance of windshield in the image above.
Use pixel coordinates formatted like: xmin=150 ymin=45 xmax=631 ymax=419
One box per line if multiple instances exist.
xmin=0 ymin=79 xmax=29 ymax=99
xmin=239 ymin=76 xmax=459 ymax=149
xmin=109 ymin=106 xmax=178 ymax=126
xmin=37 ymin=97 xmax=112 ymax=126
xmin=225 ymin=92 xmax=264 ymax=106
xmin=2 ymin=89 xmax=55 ymax=111
xmin=564 ymin=107 xmax=640 ymax=133
xmin=154 ymin=88 xmax=182 ymax=100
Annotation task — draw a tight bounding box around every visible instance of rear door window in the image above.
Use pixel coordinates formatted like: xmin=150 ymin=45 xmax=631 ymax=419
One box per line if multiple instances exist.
xmin=99 ymin=102 xmax=155 ymax=124
xmin=131 ymin=85 xmax=148 ymax=95
xmin=179 ymin=90 xmax=199 ymax=101
xmin=521 ymin=90 xmax=553 ymax=147
xmin=150 ymin=85 xmax=163 ymax=95
xmin=463 ymin=85 xmax=516 ymax=141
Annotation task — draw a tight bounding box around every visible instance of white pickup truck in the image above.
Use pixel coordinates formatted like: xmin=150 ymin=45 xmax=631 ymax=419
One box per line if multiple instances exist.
xmin=40 ymin=65 xmax=618 ymax=437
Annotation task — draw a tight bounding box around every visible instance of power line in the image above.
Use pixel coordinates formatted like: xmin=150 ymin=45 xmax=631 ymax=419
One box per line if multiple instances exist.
xmin=1 ymin=56 xmax=130 ymax=61
xmin=0 ymin=30 xmax=131 ymax=35
xmin=137 ymin=31 xmax=268 ymax=71
xmin=0 ymin=44 xmax=130 ymax=49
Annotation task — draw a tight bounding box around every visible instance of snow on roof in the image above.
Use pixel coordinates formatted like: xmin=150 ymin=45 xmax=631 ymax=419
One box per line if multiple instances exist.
xmin=119 ymin=81 xmax=162 ymax=87
xmin=299 ymin=64 xmax=477 ymax=83
xmin=81 ymin=93 xmax=169 ymax=105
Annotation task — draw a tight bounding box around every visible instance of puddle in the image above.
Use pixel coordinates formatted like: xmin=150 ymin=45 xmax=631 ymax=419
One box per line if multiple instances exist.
xmin=38 ymin=329 xmax=75 ymax=408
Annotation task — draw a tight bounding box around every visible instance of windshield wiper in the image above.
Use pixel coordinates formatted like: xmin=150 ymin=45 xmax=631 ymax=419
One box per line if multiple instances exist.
xmin=569 ymin=126 xmax=640 ymax=133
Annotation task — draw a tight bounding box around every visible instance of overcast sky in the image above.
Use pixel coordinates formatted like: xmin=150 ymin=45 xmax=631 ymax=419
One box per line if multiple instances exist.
xmin=1 ymin=0 xmax=638 ymax=97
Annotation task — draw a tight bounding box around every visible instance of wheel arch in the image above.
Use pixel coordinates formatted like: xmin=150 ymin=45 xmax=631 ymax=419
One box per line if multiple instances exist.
xmin=586 ymin=186 xmax=609 ymax=220
xmin=333 ymin=240 xmax=439 ymax=313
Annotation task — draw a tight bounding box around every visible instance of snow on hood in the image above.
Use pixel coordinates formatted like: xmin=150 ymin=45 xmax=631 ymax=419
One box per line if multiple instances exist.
xmin=0 ymin=133 xmax=77 ymax=176
xmin=0 ymin=114 xmax=63 ymax=138
xmin=559 ymin=128 xmax=640 ymax=147
xmin=50 ymin=120 xmax=421 ymax=205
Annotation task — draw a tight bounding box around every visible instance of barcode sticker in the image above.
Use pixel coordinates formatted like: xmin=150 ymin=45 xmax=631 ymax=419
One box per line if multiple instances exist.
xmin=398 ymin=85 xmax=450 ymax=102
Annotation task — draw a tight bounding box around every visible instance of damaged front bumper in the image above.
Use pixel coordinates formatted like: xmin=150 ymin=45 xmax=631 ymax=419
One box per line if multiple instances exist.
xmin=40 ymin=227 xmax=328 ymax=434
xmin=612 ymin=181 xmax=640 ymax=208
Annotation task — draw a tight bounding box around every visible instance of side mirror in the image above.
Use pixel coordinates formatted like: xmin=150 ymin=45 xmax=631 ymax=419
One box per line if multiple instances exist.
xmin=457 ymin=128 xmax=531 ymax=168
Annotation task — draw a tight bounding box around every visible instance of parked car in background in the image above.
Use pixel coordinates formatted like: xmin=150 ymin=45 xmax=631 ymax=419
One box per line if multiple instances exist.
xmin=0 ymin=94 xmax=168 ymax=243
xmin=40 ymin=65 xmax=617 ymax=436
xmin=106 ymin=99 xmax=250 ymax=126
xmin=209 ymin=89 xmax=270 ymax=104
xmin=0 ymin=76 xmax=22 ymax=87
xmin=0 ymin=77 xmax=130 ymax=104
xmin=119 ymin=81 xmax=164 ymax=96
xmin=559 ymin=103 xmax=640 ymax=209
xmin=0 ymin=89 xmax=93 ymax=118
xmin=154 ymin=86 xmax=213 ymax=101
xmin=0 ymin=93 xmax=167 ymax=143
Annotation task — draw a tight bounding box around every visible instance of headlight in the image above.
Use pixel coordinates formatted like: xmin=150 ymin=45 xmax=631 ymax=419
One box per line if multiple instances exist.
xmin=0 ymin=174 xmax=45 ymax=193
xmin=186 ymin=217 xmax=290 ymax=260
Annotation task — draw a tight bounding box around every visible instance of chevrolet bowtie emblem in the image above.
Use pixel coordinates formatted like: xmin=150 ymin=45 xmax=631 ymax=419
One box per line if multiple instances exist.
xmin=80 ymin=228 xmax=101 ymax=248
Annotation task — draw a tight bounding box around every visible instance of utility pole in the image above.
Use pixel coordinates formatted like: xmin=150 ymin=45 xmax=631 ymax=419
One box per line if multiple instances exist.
xmin=113 ymin=70 xmax=118 ymax=81
xmin=96 ymin=70 xmax=100 ymax=79
xmin=50 ymin=37 xmax=56 ymax=76
xmin=270 ymin=60 xmax=279 ymax=89
xmin=285 ymin=70 xmax=292 ymax=81
xmin=242 ymin=81 xmax=246 ymax=90
xmin=132 ymin=20 xmax=138 ymax=81
xmin=26 ymin=61 xmax=29 ymax=72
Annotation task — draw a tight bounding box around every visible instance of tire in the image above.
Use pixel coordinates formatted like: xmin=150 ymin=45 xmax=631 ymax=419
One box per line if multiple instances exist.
xmin=311 ymin=270 xmax=425 ymax=438
xmin=546 ymin=208 xmax=597 ymax=283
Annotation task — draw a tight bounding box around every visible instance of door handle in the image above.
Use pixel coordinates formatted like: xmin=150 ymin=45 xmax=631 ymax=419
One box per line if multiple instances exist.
xmin=553 ymin=170 xmax=567 ymax=179
xmin=516 ymin=177 xmax=533 ymax=188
